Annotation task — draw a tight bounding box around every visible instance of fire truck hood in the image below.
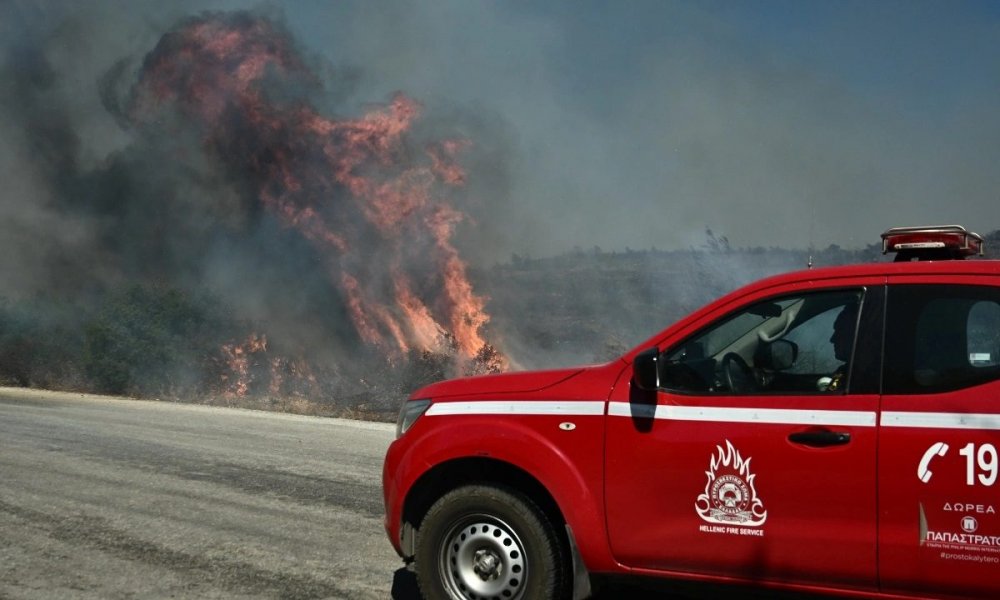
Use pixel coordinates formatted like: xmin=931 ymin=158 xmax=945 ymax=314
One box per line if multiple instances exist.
xmin=411 ymin=367 xmax=586 ymax=400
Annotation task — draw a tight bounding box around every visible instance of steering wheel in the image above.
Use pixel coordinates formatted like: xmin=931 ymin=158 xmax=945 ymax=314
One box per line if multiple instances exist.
xmin=721 ymin=352 xmax=757 ymax=393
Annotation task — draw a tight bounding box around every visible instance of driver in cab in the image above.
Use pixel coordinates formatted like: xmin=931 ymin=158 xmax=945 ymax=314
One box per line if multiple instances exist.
xmin=818 ymin=303 xmax=858 ymax=392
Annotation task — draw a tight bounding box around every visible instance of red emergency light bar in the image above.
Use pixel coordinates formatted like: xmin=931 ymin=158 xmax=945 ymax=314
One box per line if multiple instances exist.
xmin=881 ymin=225 xmax=984 ymax=261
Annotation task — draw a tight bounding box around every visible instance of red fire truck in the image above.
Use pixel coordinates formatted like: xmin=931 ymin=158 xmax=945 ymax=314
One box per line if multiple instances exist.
xmin=383 ymin=225 xmax=1000 ymax=600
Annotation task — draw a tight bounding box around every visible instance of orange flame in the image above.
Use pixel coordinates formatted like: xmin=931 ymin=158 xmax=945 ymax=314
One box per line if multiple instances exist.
xmin=218 ymin=333 xmax=320 ymax=398
xmin=132 ymin=13 xmax=505 ymax=373
xmin=219 ymin=333 xmax=268 ymax=397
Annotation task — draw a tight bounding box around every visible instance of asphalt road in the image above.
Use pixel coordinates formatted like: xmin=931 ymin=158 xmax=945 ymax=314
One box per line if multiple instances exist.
xmin=0 ymin=388 xmax=825 ymax=600
xmin=0 ymin=387 xmax=402 ymax=599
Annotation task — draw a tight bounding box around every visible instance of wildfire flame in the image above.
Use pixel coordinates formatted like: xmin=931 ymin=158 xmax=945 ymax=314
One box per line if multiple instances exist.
xmin=218 ymin=333 xmax=268 ymax=397
xmin=128 ymin=12 xmax=505 ymax=386
xmin=218 ymin=333 xmax=320 ymax=398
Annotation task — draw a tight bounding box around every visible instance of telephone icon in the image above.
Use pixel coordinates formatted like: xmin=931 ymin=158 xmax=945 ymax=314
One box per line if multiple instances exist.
xmin=918 ymin=442 xmax=949 ymax=483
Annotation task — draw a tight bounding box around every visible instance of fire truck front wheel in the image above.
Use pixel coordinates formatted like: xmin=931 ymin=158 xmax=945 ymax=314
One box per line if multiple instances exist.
xmin=414 ymin=484 xmax=569 ymax=600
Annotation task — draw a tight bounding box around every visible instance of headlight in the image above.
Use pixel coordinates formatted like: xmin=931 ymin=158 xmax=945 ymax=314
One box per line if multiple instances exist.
xmin=396 ymin=399 xmax=431 ymax=438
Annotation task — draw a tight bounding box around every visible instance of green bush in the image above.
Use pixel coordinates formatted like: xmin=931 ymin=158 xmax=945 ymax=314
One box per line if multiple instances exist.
xmin=0 ymin=295 xmax=87 ymax=389
xmin=82 ymin=285 xmax=238 ymax=397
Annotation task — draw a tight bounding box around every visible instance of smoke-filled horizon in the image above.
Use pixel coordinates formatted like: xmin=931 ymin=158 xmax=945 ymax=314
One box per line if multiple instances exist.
xmin=4 ymin=2 xmax=999 ymax=274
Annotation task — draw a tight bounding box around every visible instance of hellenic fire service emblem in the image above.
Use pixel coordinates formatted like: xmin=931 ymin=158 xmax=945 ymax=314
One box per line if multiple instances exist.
xmin=696 ymin=440 xmax=767 ymax=526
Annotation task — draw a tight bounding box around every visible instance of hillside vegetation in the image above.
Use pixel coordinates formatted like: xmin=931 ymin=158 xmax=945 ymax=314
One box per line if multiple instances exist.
xmin=481 ymin=237 xmax=882 ymax=369
xmin=2 ymin=229 xmax=997 ymax=419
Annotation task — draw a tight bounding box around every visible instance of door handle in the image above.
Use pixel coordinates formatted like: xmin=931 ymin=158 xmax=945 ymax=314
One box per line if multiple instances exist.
xmin=788 ymin=431 xmax=851 ymax=447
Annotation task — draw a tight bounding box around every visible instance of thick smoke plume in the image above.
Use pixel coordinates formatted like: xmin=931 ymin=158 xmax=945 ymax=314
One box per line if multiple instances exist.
xmin=0 ymin=9 xmax=505 ymax=404
xmin=125 ymin=13 xmax=502 ymax=369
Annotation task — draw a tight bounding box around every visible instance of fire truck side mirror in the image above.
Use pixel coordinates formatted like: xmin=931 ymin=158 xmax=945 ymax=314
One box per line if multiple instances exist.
xmin=756 ymin=339 xmax=798 ymax=371
xmin=633 ymin=347 xmax=660 ymax=391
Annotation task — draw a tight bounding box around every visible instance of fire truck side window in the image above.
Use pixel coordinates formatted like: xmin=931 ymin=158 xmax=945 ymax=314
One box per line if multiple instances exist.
xmin=884 ymin=285 xmax=1000 ymax=394
xmin=661 ymin=289 xmax=863 ymax=395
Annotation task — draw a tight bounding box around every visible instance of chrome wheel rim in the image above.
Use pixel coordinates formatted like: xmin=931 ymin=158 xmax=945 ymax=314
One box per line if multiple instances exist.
xmin=439 ymin=515 xmax=527 ymax=600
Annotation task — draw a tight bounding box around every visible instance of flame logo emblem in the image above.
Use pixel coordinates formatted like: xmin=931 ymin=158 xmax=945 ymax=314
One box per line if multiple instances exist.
xmin=696 ymin=440 xmax=767 ymax=527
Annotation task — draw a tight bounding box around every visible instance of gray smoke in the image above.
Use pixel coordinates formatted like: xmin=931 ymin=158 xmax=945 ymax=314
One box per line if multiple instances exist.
xmin=1 ymin=1 xmax=998 ymax=382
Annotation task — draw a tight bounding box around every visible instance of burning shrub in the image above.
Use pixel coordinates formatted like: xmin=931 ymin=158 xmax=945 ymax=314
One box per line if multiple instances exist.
xmin=0 ymin=10 xmax=519 ymax=410
xmin=121 ymin=11 xmax=507 ymax=377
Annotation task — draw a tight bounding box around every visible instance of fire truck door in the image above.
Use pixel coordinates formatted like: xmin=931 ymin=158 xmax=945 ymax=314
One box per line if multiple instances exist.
xmin=605 ymin=284 xmax=880 ymax=589
xmin=878 ymin=280 xmax=1000 ymax=598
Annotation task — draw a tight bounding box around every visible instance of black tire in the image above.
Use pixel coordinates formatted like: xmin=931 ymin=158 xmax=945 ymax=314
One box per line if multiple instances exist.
xmin=414 ymin=485 xmax=569 ymax=600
